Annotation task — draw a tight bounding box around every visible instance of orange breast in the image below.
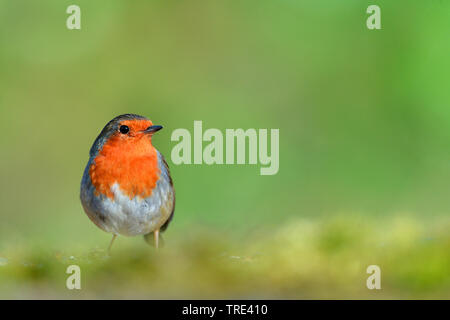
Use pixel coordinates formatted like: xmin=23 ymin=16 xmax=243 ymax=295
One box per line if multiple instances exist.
xmin=89 ymin=134 xmax=160 ymax=199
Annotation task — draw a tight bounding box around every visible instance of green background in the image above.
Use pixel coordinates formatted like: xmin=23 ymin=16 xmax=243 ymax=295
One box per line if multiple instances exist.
xmin=0 ymin=0 xmax=449 ymax=299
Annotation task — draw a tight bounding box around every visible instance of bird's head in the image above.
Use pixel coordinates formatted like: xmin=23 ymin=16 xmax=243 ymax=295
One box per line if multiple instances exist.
xmin=89 ymin=114 xmax=163 ymax=158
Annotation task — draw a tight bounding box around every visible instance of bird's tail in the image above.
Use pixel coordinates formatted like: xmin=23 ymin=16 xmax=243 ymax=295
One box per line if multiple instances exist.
xmin=143 ymin=232 xmax=165 ymax=248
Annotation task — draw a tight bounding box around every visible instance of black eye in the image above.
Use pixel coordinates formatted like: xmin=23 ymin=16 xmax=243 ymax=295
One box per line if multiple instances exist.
xmin=119 ymin=125 xmax=129 ymax=134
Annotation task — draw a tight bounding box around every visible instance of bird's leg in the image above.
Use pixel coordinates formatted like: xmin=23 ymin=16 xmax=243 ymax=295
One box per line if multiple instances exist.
xmin=154 ymin=229 xmax=159 ymax=249
xmin=108 ymin=234 xmax=117 ymax=255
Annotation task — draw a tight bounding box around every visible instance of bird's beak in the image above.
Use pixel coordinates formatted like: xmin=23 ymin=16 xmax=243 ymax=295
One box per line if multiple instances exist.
xmin=142 ymin=125 xmax=163 ymax=134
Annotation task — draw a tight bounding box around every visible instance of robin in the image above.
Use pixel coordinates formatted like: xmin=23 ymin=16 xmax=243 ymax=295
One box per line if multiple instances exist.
xmin=80 ymin=114 xmax=175 ymax=252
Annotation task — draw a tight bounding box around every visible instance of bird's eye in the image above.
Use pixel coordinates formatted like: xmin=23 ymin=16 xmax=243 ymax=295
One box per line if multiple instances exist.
xmin=119 ymin=125 xmax=130 ymax=134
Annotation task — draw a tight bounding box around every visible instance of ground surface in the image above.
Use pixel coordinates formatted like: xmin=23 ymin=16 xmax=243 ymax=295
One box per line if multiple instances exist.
xmin=1 ymin=216 xmax=448 ymax=299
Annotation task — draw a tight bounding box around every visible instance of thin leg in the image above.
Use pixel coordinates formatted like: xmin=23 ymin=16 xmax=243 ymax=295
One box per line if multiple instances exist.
xmin=154 ymin=229 xmax=159 ymax=249
xmin=108 ymin=234 xmax=117 ymax=255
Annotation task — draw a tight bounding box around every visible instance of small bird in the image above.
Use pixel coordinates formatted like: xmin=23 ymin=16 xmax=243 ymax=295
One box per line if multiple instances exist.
xmin=80 ymin=114 xmax=175 ymax=252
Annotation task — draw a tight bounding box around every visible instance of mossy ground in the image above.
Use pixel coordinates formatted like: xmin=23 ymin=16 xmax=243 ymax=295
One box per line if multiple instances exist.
xmin=1 ymin=216 xmax=448 ymax=299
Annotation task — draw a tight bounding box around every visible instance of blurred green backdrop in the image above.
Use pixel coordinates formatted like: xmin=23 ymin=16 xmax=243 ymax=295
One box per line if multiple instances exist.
xmin=0 ymin=0 xmax=449 ymax=298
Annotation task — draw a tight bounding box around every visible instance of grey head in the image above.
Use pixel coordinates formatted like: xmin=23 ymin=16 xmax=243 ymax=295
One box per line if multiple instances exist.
xmin=89 ymin=114 xmax=148 ymax=158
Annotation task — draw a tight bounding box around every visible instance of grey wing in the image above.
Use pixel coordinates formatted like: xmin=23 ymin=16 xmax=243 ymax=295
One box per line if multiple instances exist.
xmin=158 ymin=152 xmax=175 ymax=232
